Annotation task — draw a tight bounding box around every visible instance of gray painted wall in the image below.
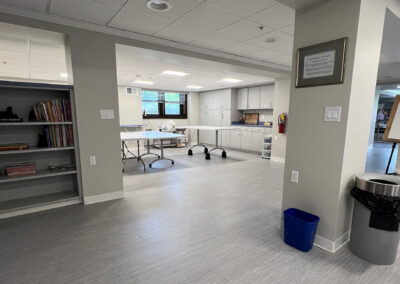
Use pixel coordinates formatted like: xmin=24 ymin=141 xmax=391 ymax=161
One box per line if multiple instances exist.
xmin=282 ymin=0 xmax=387 ymax=242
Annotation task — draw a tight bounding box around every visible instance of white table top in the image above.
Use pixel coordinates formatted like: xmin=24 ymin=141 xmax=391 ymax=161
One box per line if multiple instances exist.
xmin=121 ymin=131 xmax=185 ymax=141
xmin=177 ymin=125 xmax=232 ymax=131
xmin=120 ymin=124 xmax=146 ymax=128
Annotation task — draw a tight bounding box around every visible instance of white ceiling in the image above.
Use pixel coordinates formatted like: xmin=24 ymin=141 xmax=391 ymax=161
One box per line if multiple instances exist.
xmin=116 ymin=44 xmax=275 ymax=91
xmin=0 ymin=0 xmax=295 ymax=68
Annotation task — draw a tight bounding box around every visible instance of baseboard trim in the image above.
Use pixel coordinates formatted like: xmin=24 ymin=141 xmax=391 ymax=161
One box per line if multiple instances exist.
xmin=271 ymin=156 xmax=285 ymax=163
xmin=314 ymin=230 xmax=351 ymax=253
xmin=0 ymin=198 xmax=82 ymax=220
xmin=83 ymin=191 xmax=125 ymax=205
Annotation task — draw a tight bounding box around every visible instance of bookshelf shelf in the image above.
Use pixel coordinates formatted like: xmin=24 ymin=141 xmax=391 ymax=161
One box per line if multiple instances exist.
xmin=0 ymin=147 xmax=75 ymax=155
xmin=0 ymin=122 xmax=73 ymax=126
xmin=0 ymin=169 xmax=77 ymax=184
xmin=0 ymin=80 xmax=82 ymax=217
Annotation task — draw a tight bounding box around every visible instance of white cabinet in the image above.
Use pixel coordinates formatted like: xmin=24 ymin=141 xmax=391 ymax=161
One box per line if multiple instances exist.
xmin=237 ymin=88 xmax=248 ymax=110
xmin=241 ymin=130 xmax=253 ymax=151
xmin=199 ymin=93 xmax=207 ymax=110
xmin=260 ymin=85 xmax=274 ymax=109
xmin=230 ymin=130 xmax=242 ymax=149
xmin=248 ymin=87 xmax=261 ymax=109
xmin=251 ymin=131 xmax=264 ymax=152
xmin=215 ymin=89 xmax=231 ymax=110
xmin=221 ymin=130 xmax=230 ymax=147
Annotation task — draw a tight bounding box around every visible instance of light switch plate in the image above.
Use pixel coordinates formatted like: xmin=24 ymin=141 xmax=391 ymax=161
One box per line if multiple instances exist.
xmin=100 ymin=109 xmax=114 ymax=120
xmin=324 ymin=106 xmax=341 ymax=122
xmin=90 ymin=155 xmax=96 ymax=166
xmin=291 ymin=170 xmax=299 ymax=183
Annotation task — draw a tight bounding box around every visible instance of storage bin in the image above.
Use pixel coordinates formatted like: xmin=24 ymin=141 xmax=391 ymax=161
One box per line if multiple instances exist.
xmin=264 ymin=137 xmax=272 ymax=143
xmin=283 ymin=208 xmax=320 ymax=252
xmin=264 ymin=144 xmax=271 ymax=150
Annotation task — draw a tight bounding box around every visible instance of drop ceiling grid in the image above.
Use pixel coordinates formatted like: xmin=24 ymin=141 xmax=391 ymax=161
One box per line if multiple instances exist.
xmin=3 ymin=0 xmax=294 ymax=67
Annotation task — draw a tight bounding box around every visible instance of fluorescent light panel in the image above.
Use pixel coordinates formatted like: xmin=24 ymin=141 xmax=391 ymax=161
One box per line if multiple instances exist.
xmin=162 ymin=70 xmax=188 ymax=77
xmin=219 ymin=78 xmax=243 ymax=83
xmin=60 ymin=73 xmax=68 ymax=79
xmin=134 ymin=80 xmax=154 ymax=85
xmin=186 ymin=85 xmax=203 ymax=89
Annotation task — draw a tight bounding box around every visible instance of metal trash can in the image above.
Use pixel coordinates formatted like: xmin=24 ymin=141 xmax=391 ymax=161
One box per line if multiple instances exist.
xmin=349 ymin=173 xmax=400 ymax=265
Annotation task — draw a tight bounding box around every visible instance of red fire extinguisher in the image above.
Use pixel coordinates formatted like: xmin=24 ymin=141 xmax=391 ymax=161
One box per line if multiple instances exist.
xmin=278 ymin=113 xmax=288 ymax=134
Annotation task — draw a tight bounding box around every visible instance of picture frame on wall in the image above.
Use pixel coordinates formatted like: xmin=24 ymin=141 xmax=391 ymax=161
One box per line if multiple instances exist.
xmin=295 ymin=37 xmax=347 ymax=88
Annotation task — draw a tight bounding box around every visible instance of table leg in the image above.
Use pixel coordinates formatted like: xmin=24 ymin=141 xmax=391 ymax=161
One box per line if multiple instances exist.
xmin=206 ymin=130 xmax=227 ymax=160
xmin=149 ymin=139 xmax=175 ymax=168
xmin=188 ymin=129 xmax=208 ymax=155
xmin=139 ymin=139 xmax=160 ymax=159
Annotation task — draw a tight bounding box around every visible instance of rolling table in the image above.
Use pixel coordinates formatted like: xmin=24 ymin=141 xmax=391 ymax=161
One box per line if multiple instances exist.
xmin=121 ymin=131 xmax=186 ymax=171
xmin=177 ymin=126 xmax=231 ymax=160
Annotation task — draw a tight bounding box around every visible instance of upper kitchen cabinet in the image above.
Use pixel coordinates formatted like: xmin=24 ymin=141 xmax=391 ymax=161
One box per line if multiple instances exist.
xmin=248 ymin=86 xmax=261 ymax=109
xmin=237 ymin=88 xmax=248 ymax=110
xmin=260 ymin=85 xmax=274 ymax=109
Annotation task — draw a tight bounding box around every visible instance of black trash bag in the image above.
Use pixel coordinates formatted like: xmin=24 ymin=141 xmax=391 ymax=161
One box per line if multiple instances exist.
xmin=350 ymin=187 xmax=400 ymax=231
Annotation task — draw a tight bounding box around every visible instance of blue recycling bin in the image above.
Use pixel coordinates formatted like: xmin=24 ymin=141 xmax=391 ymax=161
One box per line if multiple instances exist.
xmin=283 ymin=208 xmax=320 ymax=252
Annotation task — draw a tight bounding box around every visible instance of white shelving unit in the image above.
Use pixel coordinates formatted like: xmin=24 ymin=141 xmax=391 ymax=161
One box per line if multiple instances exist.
xmin=0 ymin=81 xmax=82 ymax=216
xmin=262 ymin=135 xmax=272 ymax=159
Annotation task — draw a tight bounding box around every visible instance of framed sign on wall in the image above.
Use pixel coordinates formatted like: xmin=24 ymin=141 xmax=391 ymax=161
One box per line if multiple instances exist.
xmin=295 ymin=37 xmax=347 ymax=88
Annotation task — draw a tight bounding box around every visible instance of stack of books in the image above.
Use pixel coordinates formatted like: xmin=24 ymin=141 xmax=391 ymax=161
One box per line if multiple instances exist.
xmin=0 ymin=143 xmax=29 ymax=151
xmin=6 ymin=162 xmax=36 ymax=177
xmin=32 ymin=99 xmax=72 ymax=122
xmin=43 ymin=125 xmax=74 ymax=147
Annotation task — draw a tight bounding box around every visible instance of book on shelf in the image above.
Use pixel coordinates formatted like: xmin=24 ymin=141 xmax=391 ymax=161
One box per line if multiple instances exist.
xmin=0 ymin=143 xmax=29 ymax=151
xmin=5 ymin=161 xmax=36 ymax=177
xmin=32 ymin=99 xmax=72 ymax=122
xmin=43 ymin=125 xmax=74 ymax=148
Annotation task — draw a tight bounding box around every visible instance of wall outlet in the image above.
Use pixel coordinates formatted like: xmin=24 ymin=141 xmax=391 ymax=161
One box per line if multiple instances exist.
xmin=291 ymin=170 xmax=299 ymax=183
xmin=324 ymin=106 xmax=341 ymax=122
xmin=90 ymin=155 xmax=96 ymax=166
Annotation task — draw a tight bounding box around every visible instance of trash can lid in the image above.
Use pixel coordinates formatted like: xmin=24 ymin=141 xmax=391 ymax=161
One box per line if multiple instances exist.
xmin=355 ymin=173 xmax=400 ymax=197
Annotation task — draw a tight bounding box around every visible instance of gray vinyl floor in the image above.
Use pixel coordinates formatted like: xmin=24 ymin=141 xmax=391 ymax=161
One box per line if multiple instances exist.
xmin=1 ymin=147 xmax=400 ymax=283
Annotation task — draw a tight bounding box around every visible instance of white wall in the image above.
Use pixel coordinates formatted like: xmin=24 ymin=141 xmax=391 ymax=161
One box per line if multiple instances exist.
xmin=271 ymin=77 xmax=291 ymax=161
xmin=368 ymin=87 xmax=381 ymax=148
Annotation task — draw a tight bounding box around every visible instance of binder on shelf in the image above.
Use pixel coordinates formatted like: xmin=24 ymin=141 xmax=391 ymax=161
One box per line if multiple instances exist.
xmin=43 ymin=125 xmax=74 ymax=148
xmin=5 ymin=161 xmax=37 ymax=177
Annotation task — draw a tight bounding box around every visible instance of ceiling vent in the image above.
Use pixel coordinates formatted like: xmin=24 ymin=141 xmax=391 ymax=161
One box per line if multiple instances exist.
xmin=126 ymin=87 xmax=139 ymax=96
xmin=146 ymin=0 xmax=172 ymax=12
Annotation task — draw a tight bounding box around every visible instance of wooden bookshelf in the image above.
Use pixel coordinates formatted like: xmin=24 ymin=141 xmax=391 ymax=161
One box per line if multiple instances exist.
xmin=0 ymin=80 xmax=82 ymax=217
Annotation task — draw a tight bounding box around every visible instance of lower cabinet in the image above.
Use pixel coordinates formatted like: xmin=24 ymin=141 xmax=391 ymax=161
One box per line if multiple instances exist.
xmin=251 ymin=132 xmax=264 ymax=152
xmin=241 ymin=131 xmax=253 ymax=151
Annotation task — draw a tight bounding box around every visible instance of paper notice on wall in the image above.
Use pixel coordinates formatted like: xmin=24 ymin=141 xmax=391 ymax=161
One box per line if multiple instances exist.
xmin=303 ymin=50 xmax=336 ymax=79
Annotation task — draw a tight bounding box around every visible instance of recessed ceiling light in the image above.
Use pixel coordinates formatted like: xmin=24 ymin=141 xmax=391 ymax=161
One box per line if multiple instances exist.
xmin=219 ymin=78 xmax=243 ymax=83
xmin=397 ymin=85 xmax=400 ymax=88
xmin=147 ymin=0 xmax=171 ymax=12
xmin=186 ymin=85 xmax=203 ymax=89
xmin=162 ymin=70 xmax=188 ymax=77
xmin=134 ymin=80 xmax=154 ymax=85
xmin=60 ymin=73 xmax=68 ymax=79
xmin=265 ymin=37 xmax=278 ymax=43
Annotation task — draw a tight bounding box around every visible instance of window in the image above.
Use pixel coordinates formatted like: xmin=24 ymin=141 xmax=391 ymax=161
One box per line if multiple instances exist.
xmin=142 ymin=90 xmax=187 ymax=119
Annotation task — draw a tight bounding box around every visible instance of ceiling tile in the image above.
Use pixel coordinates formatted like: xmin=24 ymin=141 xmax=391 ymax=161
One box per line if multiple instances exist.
xmin=109 ymin=8 xmax=170 ymax=35
xmin=191 ymin=34 xmax=238 ymax=51
xmin=214 ymin=19 xmax=271 ymax=42
xmin=50 ymin=0 xmax=123 ymax=25
xmin=249 ymin=49 xmax=284 ymax=61
xmin=0 ymin=0 xmax=49 ymax=12
xmin=125 ymin=0 xmax=200 ymax=21
xmin=279 ymin=24 xmax=294 ymax=36
xmin=270 ymin=55 xmax=293 ymax=66
xmin=245 ymin=30 xmax=292 ymax=49
xmin=175 ymin=3 xmax=240 ymax=33
xmin=154 ymin=23 xmax=209 ymax=44
xmin=221 ymin=42 xmax=263 ymax=57
xmin=206 ymin=0 xmax=277 ymax=17
xmin=269 ymin=42 xmax=294 ymax=55
xmin=249 ymin=3 xmax=295 ymax=29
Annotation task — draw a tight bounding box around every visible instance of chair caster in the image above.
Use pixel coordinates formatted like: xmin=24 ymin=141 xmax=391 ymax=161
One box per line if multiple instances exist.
xmin=188 ymin=149 xmax=193 ymax=156
xmin=204 ymin=147 xmax=208 ymax=154
xmin=172 ymin=161 xmax=175 ymax=165
xmin=149 ymin=164 xmax=152 ymax=168
xmin=205 ymin=153 xmax=211 ymax=160
xmin=222 ymin=151 xmax=227 ymax=158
